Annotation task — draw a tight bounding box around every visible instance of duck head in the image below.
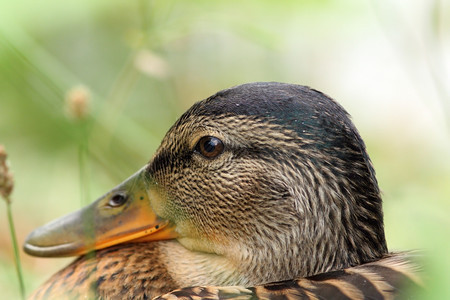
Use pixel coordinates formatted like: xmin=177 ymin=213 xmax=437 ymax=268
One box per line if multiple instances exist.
xmin=24 ymin=82 xmax=387 ymax=284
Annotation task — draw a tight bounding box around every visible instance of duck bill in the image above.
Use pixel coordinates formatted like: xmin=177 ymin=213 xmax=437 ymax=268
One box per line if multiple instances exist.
xmin=23 ymin=167 xmax=177 ymax=257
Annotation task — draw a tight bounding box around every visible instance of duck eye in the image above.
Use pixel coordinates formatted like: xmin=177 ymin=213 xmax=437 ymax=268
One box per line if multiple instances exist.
xmin=108 ymin=193 xmax=128 ymax=207
xmin=195 ymin=136 xmax=224 ymax=159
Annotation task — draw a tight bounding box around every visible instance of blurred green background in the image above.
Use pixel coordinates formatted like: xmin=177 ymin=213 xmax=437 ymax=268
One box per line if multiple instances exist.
xmin=1 ymin=0 xmax=449 ymax=298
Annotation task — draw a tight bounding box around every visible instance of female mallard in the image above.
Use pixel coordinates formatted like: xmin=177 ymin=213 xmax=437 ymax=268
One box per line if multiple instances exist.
xmin=24 ymin=82 xmax=419 ymax=299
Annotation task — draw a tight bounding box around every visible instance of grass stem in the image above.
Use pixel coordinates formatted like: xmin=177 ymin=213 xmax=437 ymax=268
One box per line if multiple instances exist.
xmin=79 ymin=122 xmax=90 ymax=207
xmin=6 ymin=200 xmax=25 ymax=299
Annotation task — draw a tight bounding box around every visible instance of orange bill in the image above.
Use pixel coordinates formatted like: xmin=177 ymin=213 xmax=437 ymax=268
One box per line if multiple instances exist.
xmin=23 ymin=167 xmax=177 ymax=257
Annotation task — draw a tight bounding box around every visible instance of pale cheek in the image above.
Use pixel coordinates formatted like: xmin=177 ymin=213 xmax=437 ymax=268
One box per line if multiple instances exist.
xmin=147 ymin=188 xmax=167 ymax=217
xmin=176 ymin=224 xmax=219 ymax=254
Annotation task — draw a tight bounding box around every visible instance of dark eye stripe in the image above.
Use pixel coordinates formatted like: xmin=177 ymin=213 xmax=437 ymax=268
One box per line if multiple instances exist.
xmin=195 ymin=136 xmax=224 ymax=159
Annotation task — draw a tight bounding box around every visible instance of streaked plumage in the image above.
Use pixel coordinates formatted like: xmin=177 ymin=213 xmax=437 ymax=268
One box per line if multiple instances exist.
xmin=25 ymin=82 xmax=421 ymax=299
xmin=157 ymin=253 xmax=420 ymax=300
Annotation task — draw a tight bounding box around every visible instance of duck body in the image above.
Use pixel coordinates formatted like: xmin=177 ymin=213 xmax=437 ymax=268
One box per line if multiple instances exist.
xmin=157 ymin=252 xmax=419 ymax=300
xmin=25 ymin=82 xmax=419 ymax=299
xmin=32 ymin=245 xmax=418 ymax=299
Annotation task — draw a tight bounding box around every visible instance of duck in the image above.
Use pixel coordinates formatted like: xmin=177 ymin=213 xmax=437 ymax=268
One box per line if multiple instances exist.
xmin=24 ymin=82 xmax=420 ymax=299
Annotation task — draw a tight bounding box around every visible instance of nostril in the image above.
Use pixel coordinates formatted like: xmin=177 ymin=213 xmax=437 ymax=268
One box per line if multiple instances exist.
xmin=108 ymin=193 xmax=128 ymax=207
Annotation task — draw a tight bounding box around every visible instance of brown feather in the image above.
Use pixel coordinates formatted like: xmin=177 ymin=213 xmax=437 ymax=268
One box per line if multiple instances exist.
xmin=30 ymin=243 xmax=178 ymax=299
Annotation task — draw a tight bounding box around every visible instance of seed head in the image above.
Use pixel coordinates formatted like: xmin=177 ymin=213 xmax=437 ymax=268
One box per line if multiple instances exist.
xmin=0 ymin=145 xmax=14 ymax=202
xmin=134 ymin=50 xmax=170 ymax=79
xmin=65 ymin=85 xmax=91 ymax=120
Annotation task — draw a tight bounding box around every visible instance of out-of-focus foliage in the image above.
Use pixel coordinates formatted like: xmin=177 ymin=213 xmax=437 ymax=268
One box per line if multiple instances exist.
xmin=0 ymin=0 xmax=449 ymax=298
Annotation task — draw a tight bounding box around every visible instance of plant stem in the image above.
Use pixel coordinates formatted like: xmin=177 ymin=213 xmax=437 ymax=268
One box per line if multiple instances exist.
xmin=6 ymin=200 xmax=25 ymax=299
xmin=78 ymin=121 xmax=90 ymax=207
xmin=77 ymin=120 xmax=97 ymax=297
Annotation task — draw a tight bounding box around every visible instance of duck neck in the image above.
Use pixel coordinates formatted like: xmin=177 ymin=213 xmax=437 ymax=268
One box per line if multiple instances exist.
xmin=158 ymin=240 xmax=250 ymax=287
